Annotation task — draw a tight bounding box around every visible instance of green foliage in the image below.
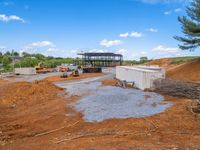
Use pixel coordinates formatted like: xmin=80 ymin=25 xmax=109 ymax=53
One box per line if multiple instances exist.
xmin=170 ymin=56 xmax=200 ymax=64
xmin=4 ymin=51 xmax=11 ymax=56
xmin=174 ymin=0 xmax=200 ymax=50
xmin=22 ymin=52 xmax=31 ymax=57
xmin=2 ymin=55 xmax=11 ymax=66
xmin=2 ymin=65 xmax=12 ymax=72
xmin=0 ymin=51 xmax=77 ymax=72
xmin=43 ymin=58 xmax=74 ymax=68
xmin=124 ymin=57 xmax=151 ymax=65
xmin=139 ymin=57 xmax=149 ymax=64
xmin=13 ymin=51 xmax=19 ymax=56
xmin=15 ymin=57 xmax=39 ymax=68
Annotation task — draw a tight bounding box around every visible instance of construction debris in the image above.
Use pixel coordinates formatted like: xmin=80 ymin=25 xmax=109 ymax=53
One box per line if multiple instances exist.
xmin=153 ymin=79 xmax=200 ymax=99
xmin=82 ymin=67 xmax=102 ymax=73
xmin=188 ymin=99 xmax=200 ymax=119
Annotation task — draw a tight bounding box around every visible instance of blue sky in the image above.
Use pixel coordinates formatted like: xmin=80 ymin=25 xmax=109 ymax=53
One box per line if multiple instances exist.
xmin=0 ymin=0 xmax=199 ymax=60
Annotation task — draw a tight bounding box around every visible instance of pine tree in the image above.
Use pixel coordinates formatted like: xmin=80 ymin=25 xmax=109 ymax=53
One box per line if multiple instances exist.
xmin=174 ymin=0 xmax=200 ymax=50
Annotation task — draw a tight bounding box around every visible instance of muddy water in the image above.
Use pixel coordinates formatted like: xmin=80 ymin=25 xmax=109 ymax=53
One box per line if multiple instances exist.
xmin=62 ymin=81 xmax=173 ymax=122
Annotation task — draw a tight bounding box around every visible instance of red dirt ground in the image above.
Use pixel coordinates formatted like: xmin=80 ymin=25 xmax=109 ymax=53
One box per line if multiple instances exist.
xmin=0 ymin=81 xmax=200 ymax=149
xmin=166 ymin=59 xmax=200 ymax=83
xmin=145 ymin=58 xmax=174 ymax=70
xmin=0 ymin=79 xmax=8 ymax=84
xmin=146 ymin=58 xmax=200 ymax=83
xmin=44 ymin=73 xmax=105 ymax=82
xmin=101 ymin=79 xmax=118 ymax=86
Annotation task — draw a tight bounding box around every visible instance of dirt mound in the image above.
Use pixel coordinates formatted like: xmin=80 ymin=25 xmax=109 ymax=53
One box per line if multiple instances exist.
xmin=101 ymin=79 xmax=118 ymax=86
xmin=145 ymin=58 xmax=175 ymax=70
xmin=0 ymin=80 xmax=63 ymax=107
xmin=166 ymin=59 xmax=200 ymax=83
xmin=146 ymin=58 xmax=172 ymax=69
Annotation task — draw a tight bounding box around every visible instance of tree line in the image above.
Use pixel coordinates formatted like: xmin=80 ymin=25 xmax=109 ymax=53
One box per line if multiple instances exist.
xmin=0 ymin=51 xmax=76 ymax=72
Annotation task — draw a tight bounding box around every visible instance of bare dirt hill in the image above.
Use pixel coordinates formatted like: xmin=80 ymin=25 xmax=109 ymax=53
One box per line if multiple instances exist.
xmin=166 ymin=59 xmax=200 ymax=83
xmin=146 ymin=57 xmax=200 ymax=83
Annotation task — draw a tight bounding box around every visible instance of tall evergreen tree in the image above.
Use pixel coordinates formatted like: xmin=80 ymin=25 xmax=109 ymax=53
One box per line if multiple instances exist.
xmin=174 ymin=0 xmax=200 ymax=50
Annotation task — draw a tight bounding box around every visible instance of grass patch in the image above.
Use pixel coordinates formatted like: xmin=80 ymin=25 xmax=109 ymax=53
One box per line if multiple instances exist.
xmin=170 ymin=56 xmax=200 ymax=64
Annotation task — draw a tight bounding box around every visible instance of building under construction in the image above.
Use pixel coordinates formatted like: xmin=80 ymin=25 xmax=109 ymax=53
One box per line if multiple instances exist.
xmin=77 ymin=52 xmax=123 ymax=67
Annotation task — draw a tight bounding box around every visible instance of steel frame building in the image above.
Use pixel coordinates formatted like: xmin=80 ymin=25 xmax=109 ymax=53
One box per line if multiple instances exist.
xmin=77 ymin=52 xmax=123 ymax=67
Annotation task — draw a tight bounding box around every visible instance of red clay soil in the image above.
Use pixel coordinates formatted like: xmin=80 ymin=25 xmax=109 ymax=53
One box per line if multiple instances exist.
xmin=146 ymin=58 xmax=200 ymax=83
xmin=0 ymin=81 xmax=63 ymax=107
xmin=166 ymin=59 xmax=200 ymax=83
xmin=0 ymin=81 xmax=200 ymax=149
xmin=101 ymin=79 xmax=118 ymax=86
xmin=145 ymin=58 xmax=173 ymax=70
xmin=44 ymin=73 xmax=105 ymax=82
xmin=0 ymin=79 xmax=8 ymax=84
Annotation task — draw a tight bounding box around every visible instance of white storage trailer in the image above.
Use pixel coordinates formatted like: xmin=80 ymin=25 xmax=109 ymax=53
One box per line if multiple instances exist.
xmin=15 ymin=68 xmax=36 ymax=75
xmin=116 ymin=66 xmax=165 ymax=90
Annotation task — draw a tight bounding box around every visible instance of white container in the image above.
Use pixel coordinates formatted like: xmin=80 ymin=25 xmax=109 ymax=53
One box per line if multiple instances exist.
xmin=136 ymin=65 xmax=166 ymax=78
xmin=116 ymin=66 xmax=165 ymax=90
xmin=15 ymin=68 xmax=36 ymax=75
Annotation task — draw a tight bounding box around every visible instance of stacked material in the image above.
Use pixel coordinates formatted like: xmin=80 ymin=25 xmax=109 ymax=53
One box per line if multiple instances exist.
xmin=116 ymin=66 xmax=165 ymax=90
xmin=82 ymin=67 xmax=102 ymax=73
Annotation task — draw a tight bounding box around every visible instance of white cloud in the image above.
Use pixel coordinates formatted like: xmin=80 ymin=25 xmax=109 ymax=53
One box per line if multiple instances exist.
xmin=0 ymin=45 xmax=6 ymax=49
xmin=27 ymin=41 xmax=55 ymax=48
xmin=147 ymin=28 xmax=158 ymax=32
xmin=164 ymin=11 xmax=172 ymax=15
xmin=152 ymin=45 xmax=179 ymax=53
xmin=47 ymin=48 xmax=58 ymax=52
xmin=174 ymin=8 xmax=182 ymax=12
xmin=130 ymin=32 xmax=142 ymax=38
xmin=164 ymin=8 xmax=183 ymax=15
xmin=119 ymin=32 xmax=129 ymax=38
xmin=0 ymin=1 xmax=14 ymax=6
xmin=140 ymin=51 xmax=148 ymax=55
xmin=100 ymin=39 xmax=123 ymax=47
xmin=89 ymin=49 xmax=108 ymax=53
xmin=117 ymin=49 xmax=128 ymax=56
xmin=70 ymin=49 xmax=78 ymax=54
xmin=0 ymin=14 xmax=25 ymax=23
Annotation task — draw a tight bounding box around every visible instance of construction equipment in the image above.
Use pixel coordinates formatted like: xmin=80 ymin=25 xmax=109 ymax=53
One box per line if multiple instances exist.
xmin=70 ymin=70 xmax=79 ymax=77
xmin=35 ymin=63 xmax=52 ymax=74
xmin=59 ymin=66 xmax=68 ymax=72
xmin=60 ymin=72 xmax=68 ymax=78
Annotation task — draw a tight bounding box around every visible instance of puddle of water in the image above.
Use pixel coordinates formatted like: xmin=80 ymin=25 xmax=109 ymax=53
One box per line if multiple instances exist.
xmin=62 ymin=81 xmax=172 ymax=122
